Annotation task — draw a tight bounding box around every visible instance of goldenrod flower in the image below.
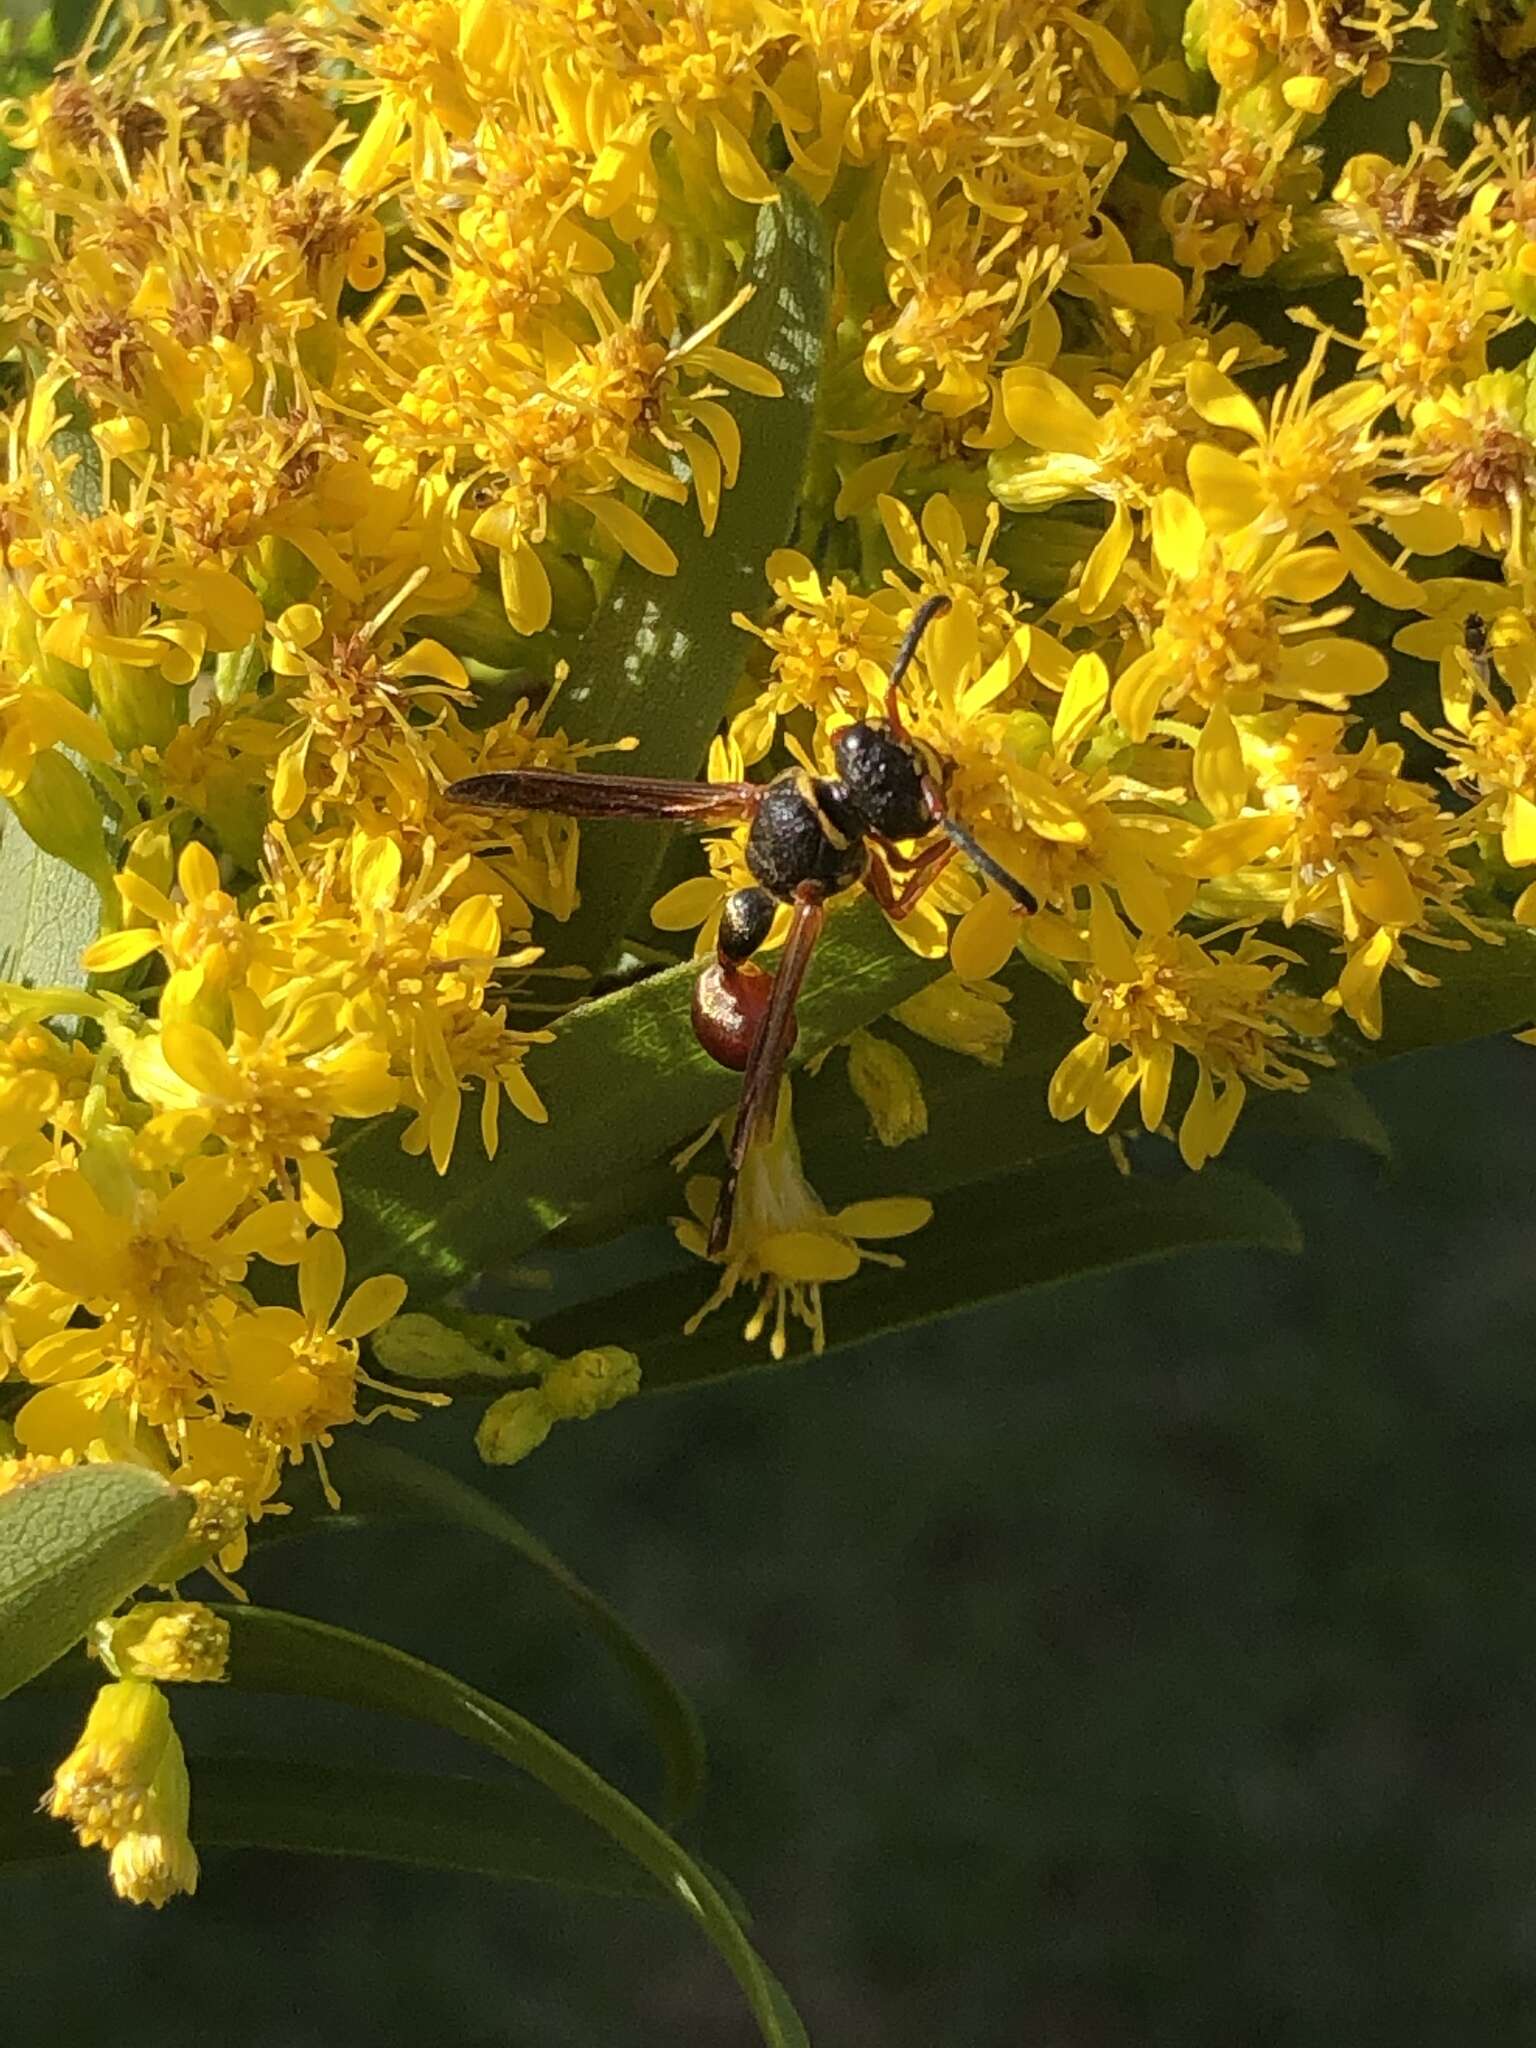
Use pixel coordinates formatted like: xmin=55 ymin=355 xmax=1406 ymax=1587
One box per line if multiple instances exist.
xmin=1131 ymin=105 xmax=1322 ymax=280
xmin=48 ymin=1675 xmax=199 ymax=1906
xmin=677 ymin=1083 xmax=931 ymax=1358
xmin=1048 ymin=894 xmax=1331 ymax=1166
xmin=99 ymin=1602 xmax=230 ymax=1686
xmin=1111 ymin=492 xmax=1386 ymax=741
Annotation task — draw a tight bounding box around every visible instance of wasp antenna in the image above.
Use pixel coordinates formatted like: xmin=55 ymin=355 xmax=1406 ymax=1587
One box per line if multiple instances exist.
xmin=942 ymin=814 xmax=1038 ymax=915
xmin=886 ymin=593 xmax=952 ymax=729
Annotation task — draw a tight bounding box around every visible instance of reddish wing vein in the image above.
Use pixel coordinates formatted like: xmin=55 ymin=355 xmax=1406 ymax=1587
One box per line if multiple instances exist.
xmin=446 ymin=769 xmax=759 ymax=826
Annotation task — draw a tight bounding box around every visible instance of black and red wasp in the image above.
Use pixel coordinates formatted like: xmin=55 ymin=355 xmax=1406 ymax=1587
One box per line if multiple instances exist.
xmin=447 ymin=595 xmax=1038 ymax=1255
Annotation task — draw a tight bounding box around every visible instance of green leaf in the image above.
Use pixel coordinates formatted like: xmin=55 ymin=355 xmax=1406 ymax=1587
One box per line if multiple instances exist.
xmin=0 ymin=1757 xmax=657 ymax=1898
xmin=340 ymin=895 xmax=942 ymax=1297
xmin=317 ymin=1436 xmax=707 ymax=1822
xmin=0 ymin=798 xmax=101 ymax=991
xmin=0 ymin=1464 xmax=192 ymax=1699
xmin=1343 ymin=918 xmax=1536 ymax=1056
xmin=545 ymin=184 xmax=829 ymax=974
xmin=216 ymin=1606 xmax=807 ymax=2048
xmin=526 ymin=1151 xmax=1302 ymax=1391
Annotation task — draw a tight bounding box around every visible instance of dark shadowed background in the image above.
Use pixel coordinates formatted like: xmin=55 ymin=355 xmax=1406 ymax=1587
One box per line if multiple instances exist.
xmin=7 ymin=1035 xmax=1536 ymax=2046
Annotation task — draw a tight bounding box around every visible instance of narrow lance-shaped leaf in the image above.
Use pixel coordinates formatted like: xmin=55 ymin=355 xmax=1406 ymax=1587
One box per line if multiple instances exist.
xmin=0 ymin=1758 xmax=657 ymax=1899
xmin=318 ymin=1436 xmax=707 ymax=1822
xmin=216 ymin=1606 xmax=807 ymax=2048
xmin=526 ymin=1151 xmax=1303 ymax=1393
xmin=0 ymin=1465 xmax=192 ymax=1699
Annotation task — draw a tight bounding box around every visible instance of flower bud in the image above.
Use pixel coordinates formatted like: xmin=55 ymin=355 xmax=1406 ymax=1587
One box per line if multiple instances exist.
xmin=99 ymin=1602 xmax=230 ymax=1685
xmin=541 ymin=1347 xmax=641 ymax=1421
xmin=475 ymin=1388 xmax=556 ymax=1467
xmin=6 ymin=748 xmax=113 ymax=891
xmin=847 ymin=1029 xmax=929 ymax=1147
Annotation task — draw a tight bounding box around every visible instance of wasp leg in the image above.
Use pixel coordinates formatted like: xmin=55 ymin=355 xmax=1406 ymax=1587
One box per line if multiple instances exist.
xmin=865 ymin=839 xmax=956 ymax=921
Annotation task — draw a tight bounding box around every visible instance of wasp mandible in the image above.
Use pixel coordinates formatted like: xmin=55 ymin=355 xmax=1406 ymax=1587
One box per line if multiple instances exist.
xmin=448 ymin=596 xmax=1038 ymax=1254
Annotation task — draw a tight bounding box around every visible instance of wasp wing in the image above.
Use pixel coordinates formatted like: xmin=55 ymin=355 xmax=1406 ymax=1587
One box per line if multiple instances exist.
xmin=707 ymin=885 xmax=826 ymax=1258
xmin=447 ymin=769 xmax=758 ymax=826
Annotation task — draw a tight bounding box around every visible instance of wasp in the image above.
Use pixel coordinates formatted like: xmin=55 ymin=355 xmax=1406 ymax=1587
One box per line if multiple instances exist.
xmin=448 ymin=595 xmax=1038 ymax=1255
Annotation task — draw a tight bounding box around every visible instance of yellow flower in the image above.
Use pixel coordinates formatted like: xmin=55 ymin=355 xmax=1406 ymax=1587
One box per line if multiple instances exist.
xmin=12 ymin=1152 xmax=307 ymax=1425
xmin=992 ymin=349 xmax=1209 ymax=616
xmin=98 ymin=1602 xmax=230 ymax=1686
xmin=47 ymin=1674 xmax=199 ymax=1908
xmin=1048 ymin=894 xmax=1331 ymax=1166
xmin=676 ymin=1083 xmax=931 ymax=1359
xmin=1131 ymin=105 xmax=1322 ymax=280
xmin=82 ymin=840 xmax=253 ymax=1022
xmin=1111 ymin=492 xmax=1387 ymax=742
xmin=1182 ymin=710 xmax=1478 ymax=1037
xmin=268 ymin=581 xmax=471 ymax=826
xmin=729 ymin=550 xmax=900 ymax=766
xmin=220 ymin=1231 xmax=421 ymax=1500
xmin=1396 ymin=594 xmax=1536 ymax=881
xmin=1405 ymin=370 xmax=1536 ymax=576
xmin=123 ymin=996 xmax=397 ymax=1225
xmin=1182 ymin=344 xmax=1447 ymax=606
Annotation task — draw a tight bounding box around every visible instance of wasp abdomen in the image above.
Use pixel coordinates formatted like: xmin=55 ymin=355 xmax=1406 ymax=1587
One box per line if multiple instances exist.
xmin=693 ymin=960 xmax=793 ymax=1071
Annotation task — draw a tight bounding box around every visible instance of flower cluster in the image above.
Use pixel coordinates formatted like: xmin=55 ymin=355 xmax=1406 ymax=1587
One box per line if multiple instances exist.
xmin=1 ymin=2 xmax=1535 ymax=1769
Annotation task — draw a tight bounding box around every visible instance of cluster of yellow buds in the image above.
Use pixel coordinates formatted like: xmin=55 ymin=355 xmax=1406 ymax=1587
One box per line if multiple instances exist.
xmin=0 ymin=0 xmax=1532 ymax=1618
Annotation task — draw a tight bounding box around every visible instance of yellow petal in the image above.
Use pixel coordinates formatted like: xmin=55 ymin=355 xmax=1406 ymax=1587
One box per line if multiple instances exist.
xmin=1504 ymin=791 xmax=1536 ymax=865
xmin=1266 ymin=548 xmax=1348 ymax=602
xmin=1185 ymin=361 xmax=1265 ymax=441
xmin=950 ymin=891 xmax=1019 ymax=981
xmin=651 ymin=876 xmax=724 ymax=930
xmin=1089 ymin=888 xmax=1138 ymax=980
xmin=877 ymin=494 xmax=925 ymax=574
xmin=499 ymin=539 xmax=553 ymax=635
xmin=298 ymin=1152 xmax=344 ymax=1230
xmin=757 ymin=1231 xmax=860 ymax=1283
xmin=1187 ymin=443 xmax=1265 ymax=533
xmin=1048 ymin=1033 xmax=1109 ymax=1119
xmin=1349 ymin=843 xmax=1419 ymax=927
xmin=1084 ymin=1056 xmax=1138 ymax=1135
xmin=1078 ymin=501 xmax=1133 ymax=617
xmin=1151 ymin=488 xmax=1206 ymax=581
xmin=878 ymin=153 xmax=929 ymax=261
xmin=300 ymin=1231 xmax=346 ymax=1330
xmin=80 ymin=927 xmax=160 ymax=972
xmin=1110 ymin=649 xmax=1168 ymax=742
xmin=161 ymin=1020 xmax=236 ymax=1096
xmin=1001 ymin=366 xmax=1100 ymax=457
xmin=832 ymin=1197 xmax=932 ymax=1239
xmin=1193 ymin=701 xmax=1247 ymax=821
xmin=1053 ymin=652 xmax=1110 ymax=750
xmin=1331 ymin=524 xmax=1423 ymax=609
xmin=709 ymin=114 xmax=777 ymax=205
xmin=1139 ymin=1041 xmax=1175 ymax=1132
xmin=1274 ymin=638 xmax=1387 ymax=698
xmin=177 ymin=841 xmax=220 ymax=902
xmin=1182 ymin=815 xmax=1287 ymax=876
xmin=582 ymin=495 xmax=678 ymax=576
xmin=334 ymin=1274 xmax=410 ymax=1341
